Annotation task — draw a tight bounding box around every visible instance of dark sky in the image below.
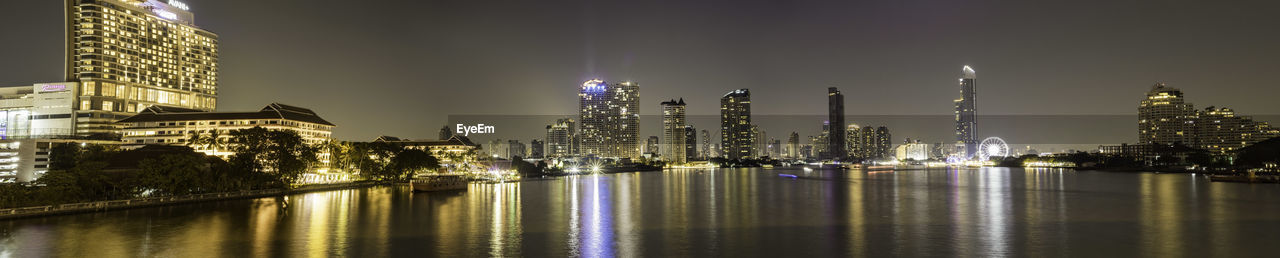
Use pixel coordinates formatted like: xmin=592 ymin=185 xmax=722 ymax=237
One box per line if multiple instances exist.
xmin=2 ymin=0 xmax=1278 ymax=141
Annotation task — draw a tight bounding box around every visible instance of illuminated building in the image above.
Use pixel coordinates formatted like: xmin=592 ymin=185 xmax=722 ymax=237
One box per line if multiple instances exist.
xmin=117 ymin=103 xmax=334 ymax=158
xmin=1195 ymin=107 xmax=1278 ymax=153
xmin=752 ymin=125 xmax=766 ymax=157
xmin=1138 ymin=83 xmax=1197 ymax=146
xmin=700 ymin=129 xmax=710 ymax=159
xmin=0 ymin=83 xmax=80 ymax=138
xmin=827 ymin=87 xmax=847 ymax=159
xmin=1137 ymin=83 xmax=1279 ymax=153
xmin=720 ymin=89 xmax=753 ymax=159
xmin=578 ymin=79 xmax=639 ymax=159
xmin=684 ymin=125 xmax=697 ymax=161
xmin=645 ymin=136 xmax=660 ymax=158
xmin=845 ymin=123 xmax=860 ymax=158
xmin=955 ymin=65 xmax=978 ymax=158
xmin=507 ymin=140 xmax=526 ymax=159
xmin=661 ymin=99 xmax=687 ymax=163
xmin=374 ymin=135 xmax=479 ymax=165
xmin=529 ymin=139 xmax=544 ymax=159
xmin=66 ymin=0 xmax=219 ymax=137
xmin=894 ymin=139 xmax=930 ymax=161
xmin=545 ymin=118 xmax=576 ymax=158
xmin=786 ymin=132 xmax=799 ymax=159
xmin=854 ymin=126 xmax=892 ymax=160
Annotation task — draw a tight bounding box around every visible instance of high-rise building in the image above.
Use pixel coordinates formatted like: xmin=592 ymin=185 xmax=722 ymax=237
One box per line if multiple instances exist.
xmin=661 ymin=99 xmax=688 ymax=164
xmin=786 ymin=132 xmax=800 ymax=158
xmin=66 ymin=0 xmax=220 ymax=137
xmin=529 ymin=139 xmax=544 ymax=159
xmin=700 ymin=129 xmax=710 ymax=159
xmin=852 ymin=126 xmax=892 ymax=160
xmin=827 ymin=87 xmax=847 ymax=160
xmin=1138 ymin=83 xmax=1197 ymax=146
xmin=1198 ymin=107 xmax=1279 ymax=153
xmin=508 ymin=140 xmax=527 ymax=159
xmin=645 ymin=136 xmax=660 ymax=157
xmin=546 ymin=118 xmax=576 ymax=158
xmin=685 ymin=125 xmax=698 ymax=161
xmin=845 ymin=123 xmax=861 ymax=158
xmin=1137 ymin=83 xmax=1279 ymax=153
xmin=720 ymin=89 xmax=753 ymax=159
xmin=578 ymin=79 xmax=640 ymax=159
xmin=752 ymin=125 xmax=766 ymax=157
xmin=955 ymin=65 xmax=978 ymax=159
xmin=874 ymin=126 xmax=892 ymax=159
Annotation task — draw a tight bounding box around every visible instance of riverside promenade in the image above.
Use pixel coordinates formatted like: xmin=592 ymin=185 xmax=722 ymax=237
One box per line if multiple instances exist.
xmin=0 ymin=181 xmax=388 ymax=220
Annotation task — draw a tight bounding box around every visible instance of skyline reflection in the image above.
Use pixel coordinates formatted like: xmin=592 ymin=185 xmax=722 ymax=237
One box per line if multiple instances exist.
xmin=2 ymin=168 xmax=1280 ymax=256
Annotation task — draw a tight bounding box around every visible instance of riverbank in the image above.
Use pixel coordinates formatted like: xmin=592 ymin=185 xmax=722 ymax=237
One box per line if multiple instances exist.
xmin=0 ymin=181 xmax=391 ymax=220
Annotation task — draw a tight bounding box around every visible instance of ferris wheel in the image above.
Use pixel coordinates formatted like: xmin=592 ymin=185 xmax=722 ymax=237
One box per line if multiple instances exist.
xmin=977 ymin=137 xmax=1009 ymax=161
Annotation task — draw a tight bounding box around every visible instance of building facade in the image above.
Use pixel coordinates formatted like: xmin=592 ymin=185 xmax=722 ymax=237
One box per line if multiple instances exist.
xmin=661 ymin=99 xmax=687 ymax=163
xmin=955 ymin=66 xmax=978 ymax=158
xmin=66 ymin=0 xmax=219 ymax=137
xmin=546 ymin=118 xmax=576 ymax=158
xmin=529 ymin=139 xmax=544 ymax=159
xmin=0 ymin=83 xmax=80 ymax=138
xmin=720 ymin=89 xmax=753 ymax=159
xmin=684 ymin=125 xmax=697 ymax=161
xmin=1137 ymin=83 xmax=1279 ymax=153
xmin=578 ymin=79 xmax=639 ymax=159
xmin=117 ymin=103 xmax=334 ymax=158
xmin=827 ymin=87 xmax=847 ymax=160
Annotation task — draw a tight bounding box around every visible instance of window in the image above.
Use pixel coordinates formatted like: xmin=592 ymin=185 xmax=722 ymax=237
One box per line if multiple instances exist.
xmin=81 ymin=100 xmax=92 ymax=110
xmin=102 ymin=101 xmax=113 ymax=111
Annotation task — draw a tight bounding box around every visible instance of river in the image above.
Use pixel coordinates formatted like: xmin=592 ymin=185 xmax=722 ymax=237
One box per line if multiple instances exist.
xmin=2 ymin=167 xmax=1280 ymax=257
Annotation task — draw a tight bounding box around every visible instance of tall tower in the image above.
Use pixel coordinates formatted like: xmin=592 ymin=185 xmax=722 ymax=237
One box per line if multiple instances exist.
xmin=65 ymin=0 xmax=219 ymax=137
xmin=786 ymin=132 xmax=800 ymax=159
xmin=955 ymin=65 xmax=978 ymax=158
xmin=546 ymin=118 xmax=576 ymax=158
xmin=615 ymin=81 xmax=640 ymax=159
xmin=661 ymin=99 xmax=687 ymax=164
xmin=578 ymin=79 xmax=640 ymax=159
xmin=720 ymin=89 xmax=753 ymax=160
xmin=1138 ymin=83 xmax=1196 ymax=146
xmin=827 ymin=87 xmax=847 ymax=160
xmin=684 ymin=125 xmax=698 ymax=161
xmin=701 ymin=129 xmax=710 ymax=159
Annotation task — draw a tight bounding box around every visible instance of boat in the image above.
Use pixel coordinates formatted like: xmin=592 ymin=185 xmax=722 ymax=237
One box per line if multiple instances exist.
xmin=410 ymin=175 xmax=469 ymax=192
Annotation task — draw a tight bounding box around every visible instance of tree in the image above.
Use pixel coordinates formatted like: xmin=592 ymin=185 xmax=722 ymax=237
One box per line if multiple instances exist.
xmin=138 ymin=154 xmax=211 ymax=195
xmin=387 ymin=149 xmax=440 ymax=181
xmin=228 ymin=127 xmax=320 ymax=187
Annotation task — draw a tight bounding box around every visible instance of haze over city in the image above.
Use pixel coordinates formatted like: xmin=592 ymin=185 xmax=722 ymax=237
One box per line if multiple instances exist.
xmin=2 ymin=0 xmax=1279 ymax=140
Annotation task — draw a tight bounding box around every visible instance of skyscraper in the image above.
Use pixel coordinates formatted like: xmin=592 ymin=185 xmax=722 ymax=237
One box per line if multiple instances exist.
xmin=1137 ymin=83 xmax=1279 ymax=153
xmin=701 ymin=129 xmax=710 ymax=159
xmin=720 ymin=89 xmax=753 ymax=159
xmin=529 ymin=139 xmax=544 ymax=159
xmin=786 ymin=132 xmax=800 ymax=159
xmin=66 ymin=0 xmax=219 ymax=137
xmin=685 ymin=125 xmax=698 ymax=161
xmin=661 ymin=99 xmax=687 ymax=164
xmin=546 ymin=118 xmax=576 ymax=158
xmin=645 ymin=136 xmax=660 ymax=157
xmin=1138 ymin=83 xmax=1196 ymax=146
xmin=578 ymin=79 xmax=640 ymax=159
xmin=827 ymin=87 xmax=847 ymax=160
xmin=955 ymin=65 xmax=978 ymax=159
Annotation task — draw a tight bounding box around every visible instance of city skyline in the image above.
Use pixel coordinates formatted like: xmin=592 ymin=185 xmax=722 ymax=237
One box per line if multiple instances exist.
xmin=3 ymin=0 xmax=1280 ymax=140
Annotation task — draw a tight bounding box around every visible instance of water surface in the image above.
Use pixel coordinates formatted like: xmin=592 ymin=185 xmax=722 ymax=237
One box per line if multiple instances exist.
xmin=2 ymin=168 xmax=1280 ymax=257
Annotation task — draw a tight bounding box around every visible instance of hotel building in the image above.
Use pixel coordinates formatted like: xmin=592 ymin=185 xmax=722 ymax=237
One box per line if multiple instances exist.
xmin=65 ymin=0 xmax=219 ymax=136
xmin=545 ymin=118 xmax=576 ymax=158
xmin=117 ymin=103 xmax=334 ymax=158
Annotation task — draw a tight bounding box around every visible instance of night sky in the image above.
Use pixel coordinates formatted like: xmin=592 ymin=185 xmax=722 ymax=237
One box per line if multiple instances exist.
xmin=1 ymin=0 xmax=1278 ymax=141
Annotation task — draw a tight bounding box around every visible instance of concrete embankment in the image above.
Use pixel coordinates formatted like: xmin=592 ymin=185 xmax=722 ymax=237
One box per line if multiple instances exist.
xmin=0 ymin=181 xmax=390 ymax=220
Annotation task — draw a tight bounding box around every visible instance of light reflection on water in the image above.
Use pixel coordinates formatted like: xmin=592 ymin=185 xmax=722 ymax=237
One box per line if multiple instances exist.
xmin=3 ymin=168 xmax=1280 ymax=257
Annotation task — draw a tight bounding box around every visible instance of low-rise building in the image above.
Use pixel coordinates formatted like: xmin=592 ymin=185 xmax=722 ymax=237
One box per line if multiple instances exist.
xmin=117 ymin=103 xmax=335 ymax=158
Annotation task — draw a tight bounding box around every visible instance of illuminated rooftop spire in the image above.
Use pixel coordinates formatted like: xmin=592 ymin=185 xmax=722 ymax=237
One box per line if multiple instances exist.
xmin=962 ymin=65 xmax=976 ymax=79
